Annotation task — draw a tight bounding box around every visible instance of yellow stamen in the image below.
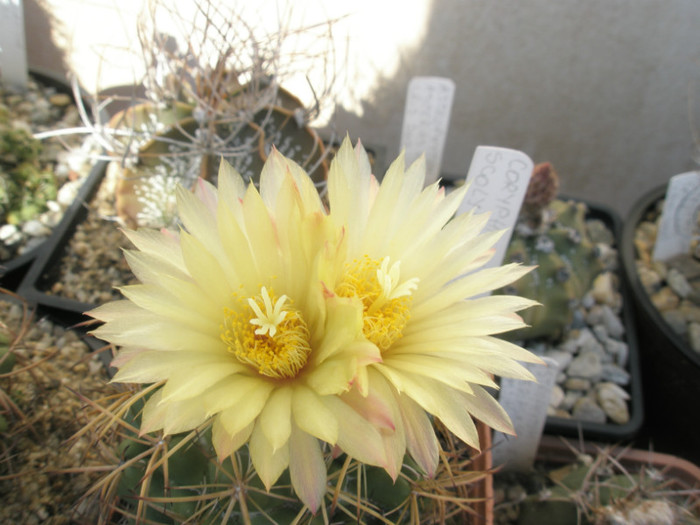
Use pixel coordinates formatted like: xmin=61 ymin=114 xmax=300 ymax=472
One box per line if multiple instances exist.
xmin=221 ymin=288 xmax=311 ymax=379
xmin=336 ymin=255 xmax=418 ymax=351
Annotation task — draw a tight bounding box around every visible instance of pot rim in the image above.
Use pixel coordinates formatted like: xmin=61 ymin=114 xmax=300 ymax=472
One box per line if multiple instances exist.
xmin=621 ymin=184 xmax=700 ymax=369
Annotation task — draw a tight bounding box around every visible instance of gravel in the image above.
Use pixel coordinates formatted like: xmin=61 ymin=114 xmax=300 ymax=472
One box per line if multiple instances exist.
xmin=0 ymin=297 xmax=114 ymax=523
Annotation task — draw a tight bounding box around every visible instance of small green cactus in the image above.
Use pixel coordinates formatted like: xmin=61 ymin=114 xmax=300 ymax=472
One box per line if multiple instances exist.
xmin=0 ymin=106 xmax=58 ymax=225
xmin=498 ymin=163 xmax=604 ymax=340
xmin=502 ymin=445 xmax=700 ymax=525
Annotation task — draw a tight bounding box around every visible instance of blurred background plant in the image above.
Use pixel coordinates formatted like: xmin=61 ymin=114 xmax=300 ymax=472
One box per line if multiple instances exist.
xmin=69 ymin=0 xmax=341 ymax=229
xmin=494 ymin=439 xmax=700 ymax=525
xmin=0 ymin=108 xmax=57 ymax=229
xmin=498 ymin=163 xmax=610 ymax=341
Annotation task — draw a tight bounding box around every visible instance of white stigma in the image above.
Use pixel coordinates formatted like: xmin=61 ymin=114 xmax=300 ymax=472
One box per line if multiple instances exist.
xmin=248 ymin=287 xmax=289 ymax=337
xmin=376 ymin=257 xmax=419 ymax=300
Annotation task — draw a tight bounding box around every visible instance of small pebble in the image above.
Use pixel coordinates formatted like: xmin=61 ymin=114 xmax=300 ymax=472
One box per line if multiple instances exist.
xmin=572 ymin=397 xmax=607 ymax=423
xmin=567 ymin=352 xmax=602 ymax=379
xmin=666 ymin=268 xmax=693 ymax=298
xmin=650 ymin=287 xmax=680 ymax=312
xmin=596 ymin=382 xmax=630 ymax=424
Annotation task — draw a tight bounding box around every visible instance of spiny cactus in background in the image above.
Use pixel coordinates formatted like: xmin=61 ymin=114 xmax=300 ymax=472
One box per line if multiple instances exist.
xmin=76 ymin=387 xmax=490 ymax=525
xmin=75 ymin=0 xmax=337 ymax=230
xmin=107 ymin=83 xmax=328 ymax=229
xmin=506 ymin=445 xmax=700 ymax=525
xmin=499 ymin=163 xmax=604 ymax=340
xmin=0 ymin=107 xmax=57 ymax=225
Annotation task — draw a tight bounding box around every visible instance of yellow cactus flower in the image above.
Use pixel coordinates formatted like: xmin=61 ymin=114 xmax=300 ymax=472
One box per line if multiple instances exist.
xmin=90 ymin=138 xmax=540 ymax=512
xmin=89 ymin=152 xmax=385 ymax=512
xmin=326 ymin=137 xmax=541 ymax=478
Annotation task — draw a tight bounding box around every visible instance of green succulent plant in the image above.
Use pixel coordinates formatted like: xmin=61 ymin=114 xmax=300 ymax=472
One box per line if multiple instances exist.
xmin=0 ymin=107 xmax=57 ymax=226
xmin=503 ymin=445 xmax=700 ymax=525
xmin=498 ymin=163 xmax=604 ymax=340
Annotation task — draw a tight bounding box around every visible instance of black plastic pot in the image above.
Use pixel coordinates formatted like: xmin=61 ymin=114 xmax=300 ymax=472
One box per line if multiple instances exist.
xmin=621 ymin=185 xmax=700 ymax=465
xmin=17 ymin=160 xmax=108 ymax=326
xmin=538 ymin=200 xmax=644 ymax=442
xmin=0 ymin=69 xmax=87 ymax=291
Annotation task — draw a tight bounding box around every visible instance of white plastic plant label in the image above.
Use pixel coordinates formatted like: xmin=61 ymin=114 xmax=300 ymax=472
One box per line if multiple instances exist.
xmin=399 ymin=76 xmax=455 ymax=186
xmin=652 ymin=171 xmax=700 ymax=261
xmin=492 ymin=357 xmax=558 ymax=471
xmin=458 ymin=146 xmax=533 ymax=268
xmin=0 ymin=0 xmax=28 ymax=88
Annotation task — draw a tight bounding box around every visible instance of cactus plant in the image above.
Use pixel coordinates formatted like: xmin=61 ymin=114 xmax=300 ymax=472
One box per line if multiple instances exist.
xmin=495 ymin=439 xmax=700 ymax=525
xmin=499 ymin=163 xmax=605 ymax=340
xmin=76 ymin=0 xmax=337 ymax=230
xmin=77 ymin=387 xmax=492 ymax=525
xmin=0 ymin=106 xmax=58 ymax=226
xmin=106 ymin=84 xmax=328 ymax=229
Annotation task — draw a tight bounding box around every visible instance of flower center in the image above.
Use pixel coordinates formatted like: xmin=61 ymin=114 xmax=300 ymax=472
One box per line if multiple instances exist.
xmin=336 ymin=256 xmax=418 ymax=352
xmin=221 ymin=287 xmax=312 ymax=379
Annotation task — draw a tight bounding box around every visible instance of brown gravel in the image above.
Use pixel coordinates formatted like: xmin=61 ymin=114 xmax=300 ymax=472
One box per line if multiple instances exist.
xmin=0 ymin=296 xmax=116 ymax=524
xmin=41 ymin=166 xmax=138 ymax=305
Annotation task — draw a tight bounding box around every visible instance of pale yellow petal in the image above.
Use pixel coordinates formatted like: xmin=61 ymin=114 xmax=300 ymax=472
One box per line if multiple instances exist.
xmin=411 ymin=263 xmax=533 ymax=318
xmin=123 ymin=249 xmax=190 ymax=285
xmin=193 ymin=177 xmax=217 ymax=211
xmin=406 ymin=295 xmax=538 ymax=332
xmin=397 ymin=394 xmax=439 ymax=476
xmin=216 ymin=198 xmax=259 ymax=287
xmin=310 ymin=295 xmax=366 ymax=366
xmin=203 ymin=375 xmax=266 ymax=416
xmin=111 ymin=351 xmax=229 ymax=384
xmin=159 ymin=363 xmax=242 ymax=402
xmin=402 ymin=312 xmax=528 ymax=341
xmin=217 ymin=382 xmax=274 ymax=437
xmin=260 ymin=148 xmax=324 ymax=214
xmin=161 ymin=396 xmax=211 ymax=435
xmin=176 ymin=184 xmax=220 ymax=255
xmin=212 ymin=416 xmax=253 ymax=461
xmin=88 ymin=299 xmax=142 ymax=322
xmin=140 ymin=388 xmax=167 ymax=434
xmin=469 ymin=336 xmax=546 ymax=364
xmin=374 ymin=365 xmax=481 ymax=449
xmin=460 ymin=385 xmax=515 ymax=435
xmin=249 ymin=421 xmax=290 ymax=491
xmin=218 ymin=158 xmax=247 ymax=205
xmin=291 ymin=385 xmax=338 ymax=444
xmin=289 ymin=423 xmax=326 ymax=513
xmin=382 ymin=354 xmax=493 ymax=390
xmin=93 ymin=314 xmax=224 ymax=353
xmin=241 ymin=184 xmax=281 ymax=279
xmin=328 ymin=136 xmax=372 ymax=254
xmin=140 ymin=388 xmax=210 ymax=435
xmin=259 ymin=386 xmax=292 ymax=452
xmin=179 ymin=230 xmax=233 ymax=306
xmin=122 ymin=228 xmax=186 ymax=273
xmin=322 ymin=396 xmax=387 ymax=468
xmin=118 ymin=283 xmax=217 ymax=333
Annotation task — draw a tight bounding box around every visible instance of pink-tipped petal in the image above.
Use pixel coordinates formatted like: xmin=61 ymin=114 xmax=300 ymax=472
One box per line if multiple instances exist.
xmin=289 ymin=423 xmax=326 ymax=513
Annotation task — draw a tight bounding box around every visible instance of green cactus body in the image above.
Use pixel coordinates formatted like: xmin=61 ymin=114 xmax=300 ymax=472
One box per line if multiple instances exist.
xmin=511 ymin=454 xmax=699 ymax=525
xmin=500 ymin=199 xmax=604 ymax=340
xmin=98 ymin=395 xmax=486 ymax=525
